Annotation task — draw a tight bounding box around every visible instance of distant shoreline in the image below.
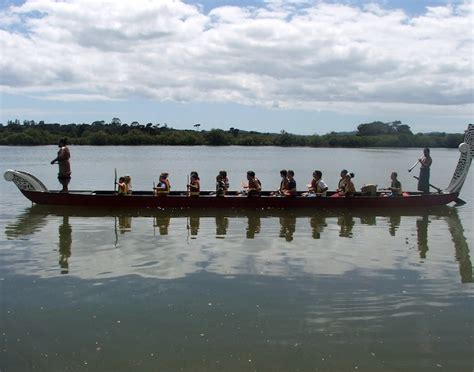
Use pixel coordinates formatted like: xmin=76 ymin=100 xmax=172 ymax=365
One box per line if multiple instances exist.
xmin=0 ymin=120 xmax=467 ymax=148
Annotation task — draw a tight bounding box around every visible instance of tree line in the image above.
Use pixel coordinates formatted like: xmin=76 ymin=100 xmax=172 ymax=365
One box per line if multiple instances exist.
xmin=0 ymin=119 xmax=466 ymax=148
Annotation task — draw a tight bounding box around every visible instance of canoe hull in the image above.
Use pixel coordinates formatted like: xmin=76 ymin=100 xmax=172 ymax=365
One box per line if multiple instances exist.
xmin=21 ymin=190 xmax=459 ymax=209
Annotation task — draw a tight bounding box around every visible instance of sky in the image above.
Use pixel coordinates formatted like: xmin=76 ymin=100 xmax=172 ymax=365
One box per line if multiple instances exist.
xmin=0 ymin=0 xmax=472 ymax=134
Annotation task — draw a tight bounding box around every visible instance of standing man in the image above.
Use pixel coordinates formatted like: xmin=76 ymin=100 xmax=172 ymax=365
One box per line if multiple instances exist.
xmin=417 ymin=148 xmax=432 ymax=193
xmin=51 ymin=138 xmax=71 ymax=192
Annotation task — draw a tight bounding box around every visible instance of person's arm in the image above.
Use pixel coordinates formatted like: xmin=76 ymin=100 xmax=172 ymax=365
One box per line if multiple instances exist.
xmin=51 ymin=152 xmax=59 ymax=164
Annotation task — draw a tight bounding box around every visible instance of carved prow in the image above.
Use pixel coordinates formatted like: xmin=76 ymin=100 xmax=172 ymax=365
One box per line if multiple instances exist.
xmin=4 ymin=169 xmax=48 ymax=192
xmin=444 ymin=124 xmax=474 ymax=194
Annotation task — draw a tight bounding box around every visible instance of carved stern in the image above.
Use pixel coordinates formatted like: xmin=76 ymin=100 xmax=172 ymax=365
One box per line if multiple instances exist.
xmin=4 ymin=170 xmax=48 ymax=192
xmin=445 ymin=124 xmax=474 ymax=194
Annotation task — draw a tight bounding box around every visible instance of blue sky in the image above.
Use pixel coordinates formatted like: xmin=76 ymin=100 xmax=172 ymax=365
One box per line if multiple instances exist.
xmin=0 ymin=0 xmax=472 ymax=134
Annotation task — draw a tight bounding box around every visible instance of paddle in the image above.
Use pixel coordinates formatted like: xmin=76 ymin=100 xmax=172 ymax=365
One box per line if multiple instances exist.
xmin=412 ymin=176 xmax=465 ymax=205
xmin=114 ymin=168 xmax=117 ymax=193
xmin=186 ymin=174 xmax=190 ymax=242
xmin=408 ymin=160 xmax=419 ymax=173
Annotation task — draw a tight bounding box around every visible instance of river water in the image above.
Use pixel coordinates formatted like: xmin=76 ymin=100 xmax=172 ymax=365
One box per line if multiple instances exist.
xmin=1 ymin=145 xmax=473 ymax=371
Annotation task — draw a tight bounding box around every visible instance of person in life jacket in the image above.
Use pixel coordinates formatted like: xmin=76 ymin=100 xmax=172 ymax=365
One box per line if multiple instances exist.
xmin=307 ymin=170 xmax=328 ymax=196
xmin=272 ymin=169 xmax=288 ymax=196
xmin=283 ymin=170 xmax=297 ymax=197
xmin=342 ymin=173 xmax=356 ymax=196
xmin=337 ymin=169 xmax=348 ymax=193
xmin=123 ymin=175 xmax=132 ymax=195
xmin=117 ymin=176 xmax=128 ymax=195
xmin=188 ymin=171 xmax=200 ymax=197
xmin=331 ymin=169 xmax=349 ymax=198
xmin=218 ymin=170 xmax=229 ymax=193
xmin=154 ymin=173 xmax=170 ymax=196
xmin=246 ymin=171 xmax=261 ymax=196
xmin=216 ymin=173 xmax=226 ymax=197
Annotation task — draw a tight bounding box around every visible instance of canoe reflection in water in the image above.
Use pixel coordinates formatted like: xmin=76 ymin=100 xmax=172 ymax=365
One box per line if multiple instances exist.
xmin=4 ymin=206 xmax=472 ymax=283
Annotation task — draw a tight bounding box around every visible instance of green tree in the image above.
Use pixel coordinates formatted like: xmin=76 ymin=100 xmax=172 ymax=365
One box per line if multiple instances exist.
xmin=205 ymin=129 xmax=230 ymax=146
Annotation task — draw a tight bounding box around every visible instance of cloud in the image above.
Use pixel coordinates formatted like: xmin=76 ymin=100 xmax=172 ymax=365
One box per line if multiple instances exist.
xmin=0 ymin=0 xmax=472 ymax=117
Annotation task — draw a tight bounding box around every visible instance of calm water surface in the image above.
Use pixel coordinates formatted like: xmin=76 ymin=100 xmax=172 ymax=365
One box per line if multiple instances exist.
xmin=1 ymin=146 xmax=473 ymax=371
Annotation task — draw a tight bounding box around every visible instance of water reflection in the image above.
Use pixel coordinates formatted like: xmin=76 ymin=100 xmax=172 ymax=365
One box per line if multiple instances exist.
xmin=58 ymin=216 xmax=71 ymax=274
xmin=4 ymin=206 xmax=472 ymax=282
xmin=416 ymin=215 xmax=430 ymax=259
xmin=246 ymin=214 xmax=261 ymax=239
xmin=118 ymin=215 xmax=132 ymax=234
xmin=189 ymin=215 xmax=200 ymax=237
xmin=337 ymin=214 xmax=355 ymax=238
xmin=388 ymin=214 xmax=401 ymax=236
xmin=279 ymin=216 xmax=296 ymax=241
xmin=215 ymin=215 xmax=228 ymax=237
xmin=154 ymin=215 xmax=170 ymax=235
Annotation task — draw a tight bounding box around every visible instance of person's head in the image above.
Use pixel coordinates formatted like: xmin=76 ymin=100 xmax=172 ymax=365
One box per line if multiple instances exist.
xmin=423 ymin=148 xmax=430 ymax=156
xmin=247 ymin=170 xmax=255 ymax=180
xmin=280 ymin=169 xmax=288 ymax=177
xmin=124 ymin=175 xmax=131 ymax=183
xmin=219 ymin=170 xmax=227 ymax=178
xmin=190 ymin=171 xmax=199 ymax=179
xmin=160 ymin=172 xmax=168 ymax=180
xmin=119 ymin=177 xmax=125 ymax=183
xmin=58 ymin=138 xmax=68 ymax=147
xmin=340 ymin=169 xmax=348 ymax=178
xmin=313 ymin=170 xmax=322 ymax=180
xmin=391 ymin=171 xmax=398 ymax=180
xmin=287 ymin=170 xmax=294 ymax=178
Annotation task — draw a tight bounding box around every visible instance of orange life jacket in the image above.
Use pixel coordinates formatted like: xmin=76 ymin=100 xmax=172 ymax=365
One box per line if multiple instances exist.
xmin=189 ymin=179 xmax=200 ymax=196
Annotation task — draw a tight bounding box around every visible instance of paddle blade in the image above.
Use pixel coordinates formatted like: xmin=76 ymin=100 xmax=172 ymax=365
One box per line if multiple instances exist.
xmin=454 ymin=198 xmax=466 ymax=206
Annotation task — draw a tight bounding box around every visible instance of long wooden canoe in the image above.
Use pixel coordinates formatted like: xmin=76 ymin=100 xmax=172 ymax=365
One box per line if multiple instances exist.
xmin=4 ymin=124 xmax=473 ymax=210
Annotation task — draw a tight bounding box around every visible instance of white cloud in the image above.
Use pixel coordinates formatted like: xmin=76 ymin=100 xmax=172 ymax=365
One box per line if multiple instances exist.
xmin=0 ymin=0 xmax=472 ymax=117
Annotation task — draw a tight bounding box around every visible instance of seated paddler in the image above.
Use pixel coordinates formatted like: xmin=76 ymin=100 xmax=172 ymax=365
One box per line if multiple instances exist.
xmin=388 ymin=171 xmax=402 ymax=196
xmin=188 ymin=171 xmax=200 ymax=197
xmin=219 ymin=170 xmax=229 ymax=192
xmin=246 ymin=171 xmax=261 ymax=196
xmin=154 ymin=172 xmax=170 ymax=196
xmin=272 ymin=169 xmax=288 ymax=196
xmin=307 ymin=170 xmax=328 ymax=196
xmin=216 ymin=174 xmax=226 ymax=197
xmin=123 ymin=175 xmax=132 ymax=195
xmin=117 ymin=176 xmax=128 ymax=195
xmin=283 ymin=170 xmax=297 ymax=197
